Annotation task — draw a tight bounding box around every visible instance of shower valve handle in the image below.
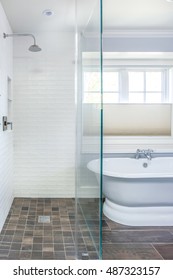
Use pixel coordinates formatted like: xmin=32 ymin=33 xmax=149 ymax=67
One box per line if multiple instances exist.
xmin=7 ymin=122 xmax=13 ymax=130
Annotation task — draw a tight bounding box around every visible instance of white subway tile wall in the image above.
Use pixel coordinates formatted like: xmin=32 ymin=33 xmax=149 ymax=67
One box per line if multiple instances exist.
xmin=0 ymin=3 xmax=14 ymax=231
xmin=13 ymin=33 xmax=75 ymax=198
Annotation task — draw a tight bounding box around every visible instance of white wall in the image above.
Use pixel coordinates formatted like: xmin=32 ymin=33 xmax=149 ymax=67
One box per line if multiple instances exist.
xmin=0 ymin=3 xmax=13 ymax=231
xmin=13 ymin=32 xmax=75 ymax=197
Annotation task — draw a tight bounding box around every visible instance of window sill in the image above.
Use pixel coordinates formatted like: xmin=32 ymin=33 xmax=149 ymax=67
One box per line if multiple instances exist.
xmin=82 ymin=135 xmax=173 ymax=153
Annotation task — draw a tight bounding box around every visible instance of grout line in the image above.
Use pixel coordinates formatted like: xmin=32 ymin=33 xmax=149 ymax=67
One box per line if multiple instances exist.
xmin=151 ymin=243 xmax=164 ymax=260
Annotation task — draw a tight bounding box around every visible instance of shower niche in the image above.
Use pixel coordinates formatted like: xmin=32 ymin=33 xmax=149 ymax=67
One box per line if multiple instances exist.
xmin=3 ymin=76 xmax=13 ymax=131
xmin=7 ymin=76 xmax=12 ymax=130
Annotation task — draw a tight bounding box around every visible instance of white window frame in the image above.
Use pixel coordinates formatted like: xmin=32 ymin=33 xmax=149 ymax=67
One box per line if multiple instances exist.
xmin=126 ymin=67 xmax=169 ymax=103
xmin=83 ymin=66 xmax=171 ymax=104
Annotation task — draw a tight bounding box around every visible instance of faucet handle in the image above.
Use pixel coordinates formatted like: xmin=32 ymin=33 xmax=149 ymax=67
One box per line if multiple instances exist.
xmin=135 ymin=149 xmax=142 ymax=159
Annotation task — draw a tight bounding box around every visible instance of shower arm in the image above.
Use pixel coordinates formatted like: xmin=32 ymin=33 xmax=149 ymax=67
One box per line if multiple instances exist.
xmin=3 ymin=33 xmax=36 ymax=45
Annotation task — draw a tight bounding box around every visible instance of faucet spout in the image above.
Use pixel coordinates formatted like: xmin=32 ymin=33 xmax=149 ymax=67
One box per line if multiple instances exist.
xmin=135 ymin=149 xmax=154 ymax=160
xmin=144 ymin=149 xmax=154 ymax=160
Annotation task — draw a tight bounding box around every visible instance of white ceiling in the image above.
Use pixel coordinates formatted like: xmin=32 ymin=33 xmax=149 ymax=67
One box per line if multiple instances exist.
xmin=1 ymin=0 xmax=173 ymax=33
xmin=0 ymin=0 xmax=76 ymax=32
xmin=103 ymin=0 xmax=173 ymax=31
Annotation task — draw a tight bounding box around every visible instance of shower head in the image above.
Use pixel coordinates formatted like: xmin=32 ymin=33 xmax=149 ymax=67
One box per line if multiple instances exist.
xmin=3 ymin=33 xmax=42 ymax=52
xmin=28 ymin=44 xmax=42 ymax=52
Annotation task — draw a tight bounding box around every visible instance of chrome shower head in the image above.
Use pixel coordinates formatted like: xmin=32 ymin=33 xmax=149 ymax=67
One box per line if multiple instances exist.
xmin=3 ymin=33 xmax=42 ymax=52
xmin=28 ymin=44 xmax=42 ymax=52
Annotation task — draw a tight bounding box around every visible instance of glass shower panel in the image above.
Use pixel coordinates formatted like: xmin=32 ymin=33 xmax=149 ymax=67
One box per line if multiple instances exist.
xmin=75 ymin=0 xmax=103 ymax=259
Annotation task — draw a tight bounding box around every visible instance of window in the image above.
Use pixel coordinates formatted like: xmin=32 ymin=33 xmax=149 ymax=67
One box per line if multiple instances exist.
xmin=128 ymin=69 xmax=168 ymax=103
xmin=83 ymin=67 xmax=170 ymax=103
xmin=103 ymin=72 xmax=119 ymax=103
xmin=83 ymin=72 xmax=100 ymax=103
xmin=83 ymin=70 xmax=119 ymax=103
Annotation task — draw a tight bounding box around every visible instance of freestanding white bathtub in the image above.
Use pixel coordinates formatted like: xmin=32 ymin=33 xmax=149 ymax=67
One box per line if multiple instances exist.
xmin=87 ymin=157 xmax=173 ymax=226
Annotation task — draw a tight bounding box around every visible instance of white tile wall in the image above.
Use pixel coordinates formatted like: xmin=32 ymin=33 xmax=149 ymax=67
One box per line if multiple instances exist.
xmin=0 ymin=3 xmax=13 ymax=231
xmin=13 ymin=32 xmax=76 ymax=197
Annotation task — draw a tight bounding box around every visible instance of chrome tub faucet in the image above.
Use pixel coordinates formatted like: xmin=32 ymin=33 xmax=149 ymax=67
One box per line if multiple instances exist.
xmin=135 ymin=149 xmax=154 ymax=160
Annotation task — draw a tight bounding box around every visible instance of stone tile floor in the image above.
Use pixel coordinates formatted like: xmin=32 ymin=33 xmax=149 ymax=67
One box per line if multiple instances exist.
xmin=102 ymin=215 xmax=173 ymax=260
xmin=0 ymin=198 xmax=173 ymax=260
xmin=0 ymin=198 xmax=97 ymax=260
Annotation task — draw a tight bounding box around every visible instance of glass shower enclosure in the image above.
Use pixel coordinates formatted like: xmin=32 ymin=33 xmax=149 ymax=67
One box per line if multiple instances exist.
xmin=75 ymin=0 xmax=103 ymax=259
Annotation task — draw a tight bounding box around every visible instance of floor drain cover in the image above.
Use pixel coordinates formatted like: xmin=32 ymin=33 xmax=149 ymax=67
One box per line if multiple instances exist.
xmin=82 ymin=253 xmax=89 ymax=260
xmin=38 ymin=216 xmax=50 ymax=223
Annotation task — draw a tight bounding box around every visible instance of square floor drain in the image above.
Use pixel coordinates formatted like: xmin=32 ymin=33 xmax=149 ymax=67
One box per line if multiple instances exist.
xmin=38 ymin=216 xmax=50 ymax=223
xmin=82 ymin=253 xmax=89 ymax=260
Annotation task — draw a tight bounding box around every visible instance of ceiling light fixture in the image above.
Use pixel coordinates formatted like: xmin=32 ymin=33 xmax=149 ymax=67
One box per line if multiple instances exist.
xmin=42 ymin=9 xmax=54 ymax=16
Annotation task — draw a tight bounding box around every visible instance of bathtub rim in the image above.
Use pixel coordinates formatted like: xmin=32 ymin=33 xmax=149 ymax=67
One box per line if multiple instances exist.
xmin=87 ymin=157 xmax=173 ymax=179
